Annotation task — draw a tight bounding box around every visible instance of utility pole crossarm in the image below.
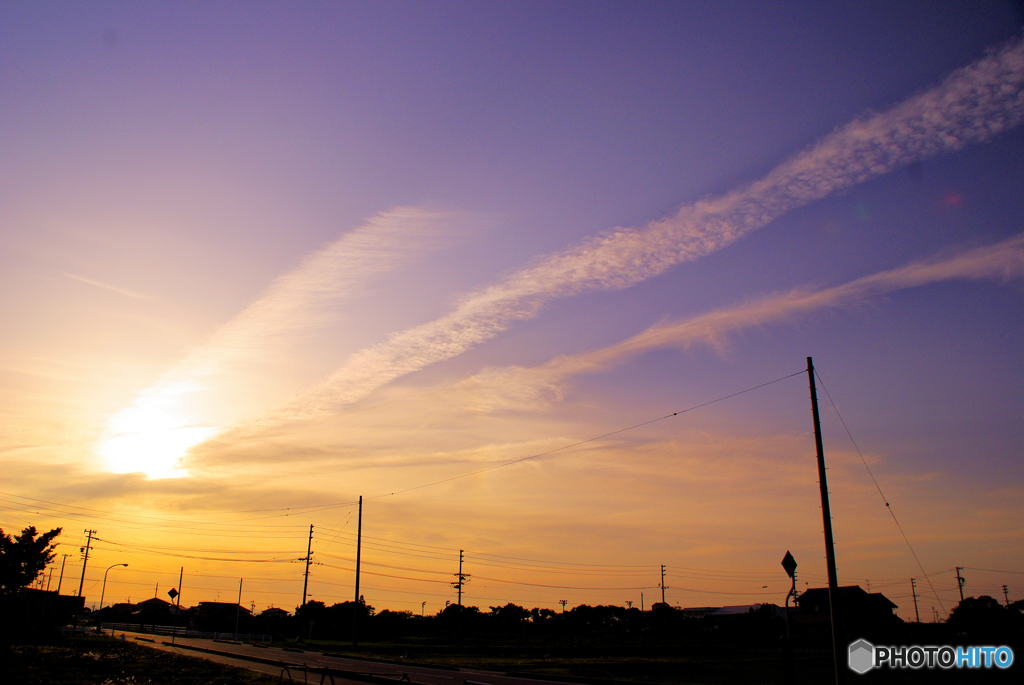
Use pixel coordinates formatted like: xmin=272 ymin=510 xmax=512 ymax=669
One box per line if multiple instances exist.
xmin=301 ymin=525 xmax=313 ymax=609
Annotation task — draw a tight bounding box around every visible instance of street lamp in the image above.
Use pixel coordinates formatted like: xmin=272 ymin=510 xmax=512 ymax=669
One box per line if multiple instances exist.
xmin=98 ymin=563 xmax=128 ymax=634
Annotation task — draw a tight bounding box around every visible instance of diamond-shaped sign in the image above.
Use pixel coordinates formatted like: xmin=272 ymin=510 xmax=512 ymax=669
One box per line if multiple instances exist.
xmin=781 ymin=551 xmax=797 ymax=579
xmin=167 ymin=588 xmax=179 ymax=600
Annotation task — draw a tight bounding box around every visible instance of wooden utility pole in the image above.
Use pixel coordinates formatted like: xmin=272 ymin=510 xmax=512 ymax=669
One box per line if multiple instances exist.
xmin=452 ymin=550 xmax=470 ymax=605
xmin=234 ymin=578 xmax=243 ymax=639
xmin=911 ymin=578 xmax=920 ymax=623
xmin=171 ymin=567 xmax=183 ymax=645
xmin=56 ymin=554 xmax=70 ymax=594
xmin=77 ymin=529 xmax=96 ymax=597
xmin=807 ymin=357 xmax=843 ymax=685
xmin=353 ymin=496 xmax=362 ymax=648
xmin=301 ymin=525 xmax=313 ymax=608
xmin=955 ymin=568 xmax=965 ymax=603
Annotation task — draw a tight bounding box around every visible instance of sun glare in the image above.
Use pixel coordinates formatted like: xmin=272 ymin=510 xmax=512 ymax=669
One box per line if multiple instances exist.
xmin=99 ymin=396 xmax=218 ymax=479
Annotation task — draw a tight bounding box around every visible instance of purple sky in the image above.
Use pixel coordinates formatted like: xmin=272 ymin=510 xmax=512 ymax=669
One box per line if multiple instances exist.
xmin=2 ymin=2 xmax=1023 ymax=618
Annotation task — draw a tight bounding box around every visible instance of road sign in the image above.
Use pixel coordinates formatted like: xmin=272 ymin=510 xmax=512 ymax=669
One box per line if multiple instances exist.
xmin=781 ymin=551 xmax=797 ymax=579
xmin=167 ymin=588 xmax=178 ymax=599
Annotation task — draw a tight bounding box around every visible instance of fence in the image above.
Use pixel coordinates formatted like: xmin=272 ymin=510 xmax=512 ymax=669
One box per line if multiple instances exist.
xmin=81 ymin=622 xmax=273 ymax=643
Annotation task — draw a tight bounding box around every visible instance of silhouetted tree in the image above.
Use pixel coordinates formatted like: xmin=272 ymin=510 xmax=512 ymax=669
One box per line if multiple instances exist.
xmin=0 ymin=526 xmax=62 ymax=598
xmin=948 ymin=595 xmax=1019 ymax=642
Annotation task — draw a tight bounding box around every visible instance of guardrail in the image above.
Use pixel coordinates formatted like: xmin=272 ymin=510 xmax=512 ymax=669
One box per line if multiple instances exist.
xmin=92 ymin=622 xmax=272 ymax=643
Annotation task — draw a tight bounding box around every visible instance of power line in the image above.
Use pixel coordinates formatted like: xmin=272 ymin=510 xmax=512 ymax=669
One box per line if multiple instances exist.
xmin=369 ymin=370 xmax=805 ymax=500
xmin=813 ymin=368 xmax=947 ymax=617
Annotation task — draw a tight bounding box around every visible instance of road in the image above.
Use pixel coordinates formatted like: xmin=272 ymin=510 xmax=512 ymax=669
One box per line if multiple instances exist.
xmin=116 ymin=630 xmax=575 ymax=685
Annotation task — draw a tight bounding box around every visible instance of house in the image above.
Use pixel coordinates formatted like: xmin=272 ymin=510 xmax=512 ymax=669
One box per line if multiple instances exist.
xmin=796 ymin=586 xmax=897 ymax=620
xmin=260 ymin=607 xmax=290 ymax=619
xmin=193 ymin=601 xmax=251 ymax=631
xmin=794 ymin=585 xmax=901 ymax=640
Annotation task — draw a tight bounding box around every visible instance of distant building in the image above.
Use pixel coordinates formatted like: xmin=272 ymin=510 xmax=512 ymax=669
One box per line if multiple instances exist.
xmin=193 ymin=601 xmax=251 ymax=631
xmin=796 ymin=586 xmax=897 ymax=620
xmin=260 ymin=607 xmax=290 ymax=619
xmin=794 ymin=585 xmax=901 ymax=641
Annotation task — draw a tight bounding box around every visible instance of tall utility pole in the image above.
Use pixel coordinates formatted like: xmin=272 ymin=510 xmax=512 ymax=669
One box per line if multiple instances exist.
xmin=911 ymin=579 xmax=920 ymax=623
xmin=807 ymin=357 xmax=843 ymax=685
xmin=660 ymin=565 xmax=668 ymax=604
xmin=955 ymin=568 xmax=965 ymax=603
xmin=353 ymin=496 xmax=363 ymax=649
xmin=452 ymin=550 xmax=470 ymax=605
xmin=1002 ymin=585 xmax=1010 ymax=607
xmin=56 ymin=554 xmax=69 ymax=594
xmin=171 ymin=567 xmax=183 ymax=645
xmin=77 ymin=529 xmax=97 ymax=597
xmin=559 ymin=599 xmax=567 ymax=612
xmin=301 ymin=525 xmax=313 ymax=608
xmin=234 ymin=578 xmax=243 ymax=640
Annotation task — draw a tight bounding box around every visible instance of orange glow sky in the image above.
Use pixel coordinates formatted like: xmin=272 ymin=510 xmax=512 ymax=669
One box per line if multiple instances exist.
xmin=2 ymin=2 xmax=1023 ymax=620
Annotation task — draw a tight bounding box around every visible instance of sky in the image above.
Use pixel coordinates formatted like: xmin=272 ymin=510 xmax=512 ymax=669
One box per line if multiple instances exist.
xmin=1 ymin=1 xmax=1023 ymax=621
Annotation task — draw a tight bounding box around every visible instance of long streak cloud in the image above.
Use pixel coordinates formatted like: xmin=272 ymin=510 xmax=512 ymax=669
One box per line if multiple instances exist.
xmin=524 ymin=233 xmax=1024 ymax=385
xmin=280 ymin=40 xmax=1024 ymax=419
xmin=100 ymin=207 xmax=460 ymax=474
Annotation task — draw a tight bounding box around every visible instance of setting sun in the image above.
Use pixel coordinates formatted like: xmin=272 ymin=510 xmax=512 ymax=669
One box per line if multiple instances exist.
xmin=99 ymin=399 xmax=218 ymax=479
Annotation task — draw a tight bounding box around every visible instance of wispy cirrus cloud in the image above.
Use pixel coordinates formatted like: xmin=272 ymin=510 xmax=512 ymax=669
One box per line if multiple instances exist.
xmin=277 ymin=39 xmax=1024 ymax=419
xmin=100 ymin=207 xmax=464 ymax=477
xmin=66 ymin=273 xmax=149 ymax=300
xmin=467 ymin=233 xmax=1024 ymax=402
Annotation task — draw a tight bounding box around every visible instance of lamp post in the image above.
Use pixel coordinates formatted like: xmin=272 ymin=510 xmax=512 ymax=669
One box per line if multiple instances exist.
xmin=98 ymin=564 xmax=128 ymax=634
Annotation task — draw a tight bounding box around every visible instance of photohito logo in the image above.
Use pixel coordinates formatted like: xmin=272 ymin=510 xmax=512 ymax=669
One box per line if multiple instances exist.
xmin=849 ymin=639 xmax=1014 ymax=673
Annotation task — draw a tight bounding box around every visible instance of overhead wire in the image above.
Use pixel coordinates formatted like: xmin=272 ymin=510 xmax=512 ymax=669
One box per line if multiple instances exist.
xmin=814 ymin=368 xmax=947 ymax=617
xmin=367 ymin=370 xmax=806 ymax=501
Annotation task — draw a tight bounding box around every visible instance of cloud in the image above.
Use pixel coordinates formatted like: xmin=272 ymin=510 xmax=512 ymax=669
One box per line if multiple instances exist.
xmin=98 ymin=207 xmax=463 ymax=476
xmin=66 ymin=273 xmax=149 ymax=300
xmin=157 ymin=206 xmax=463 ymax=384
xmin=526 ymin=233 xmax=1024 ymax=383
xmin=224 ymin=233 xmax=1024 ymax=433
xmin=277 ymin=39 xmax=1024 ymax=420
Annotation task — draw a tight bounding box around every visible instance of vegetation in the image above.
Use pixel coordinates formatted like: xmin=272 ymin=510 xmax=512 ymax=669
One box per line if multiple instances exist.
xmin=2 ymin=634 xmax=279 ymax=685
xmin=0 ymin=526 xmax=62 ymax=598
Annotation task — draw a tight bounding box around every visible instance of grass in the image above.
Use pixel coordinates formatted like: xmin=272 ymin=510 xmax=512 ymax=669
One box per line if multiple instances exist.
xmin=2 ymin=634 xmax=280 ymax=685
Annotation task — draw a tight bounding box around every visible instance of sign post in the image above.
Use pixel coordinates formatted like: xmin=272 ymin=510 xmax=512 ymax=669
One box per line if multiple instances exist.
xmin=782 ymin=551 xmax=798 ymax=685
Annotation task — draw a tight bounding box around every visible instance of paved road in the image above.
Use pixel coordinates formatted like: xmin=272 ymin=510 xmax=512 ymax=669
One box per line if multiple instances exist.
xmin=116 ymin=630 xmax=571 ymax=685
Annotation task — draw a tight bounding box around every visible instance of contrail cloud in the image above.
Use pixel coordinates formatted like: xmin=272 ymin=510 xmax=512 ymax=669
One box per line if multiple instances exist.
xmin=278 ymin=39 xmax=1024 ymax=419
xmin=526 ymin=233 xmax=1024 ymax=384
xmin=99 ymin=207 xmax=462 ymax=476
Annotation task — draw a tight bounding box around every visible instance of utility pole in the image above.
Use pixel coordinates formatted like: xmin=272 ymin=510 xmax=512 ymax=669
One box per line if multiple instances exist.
xmin=807 ymin=357 xmax=843 ymax=685
xmin=559 ymin=599 xmax=567 ymax=613
xmin=353 ymin=495 xmax=363 ymax=649
xmin=1003 ymin=585 xmax=1010 ymax=607
xmin=77 ymin=529 xmax=97 ymax=597
xmin=234 ymin=578 xmax=243 ymax=640
xmin=45 ymin=567 xmax=53 ymax=592
xmin=56 ymin=554 xmax=69 ymax=594
xmin=171 ymin=567 xmax=183 ymax=645
xmin=301 ymin=524 xmax=313 ymax=608
xmin=452 ymin=550 xmax=470 ymax=606
xmin=659 ymin=564 xmax=668 ymax=604
xmin=910 ymin=579 xmax=920 ymax=623
xmin=955 ymin=568 xmax=965 ymax=603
